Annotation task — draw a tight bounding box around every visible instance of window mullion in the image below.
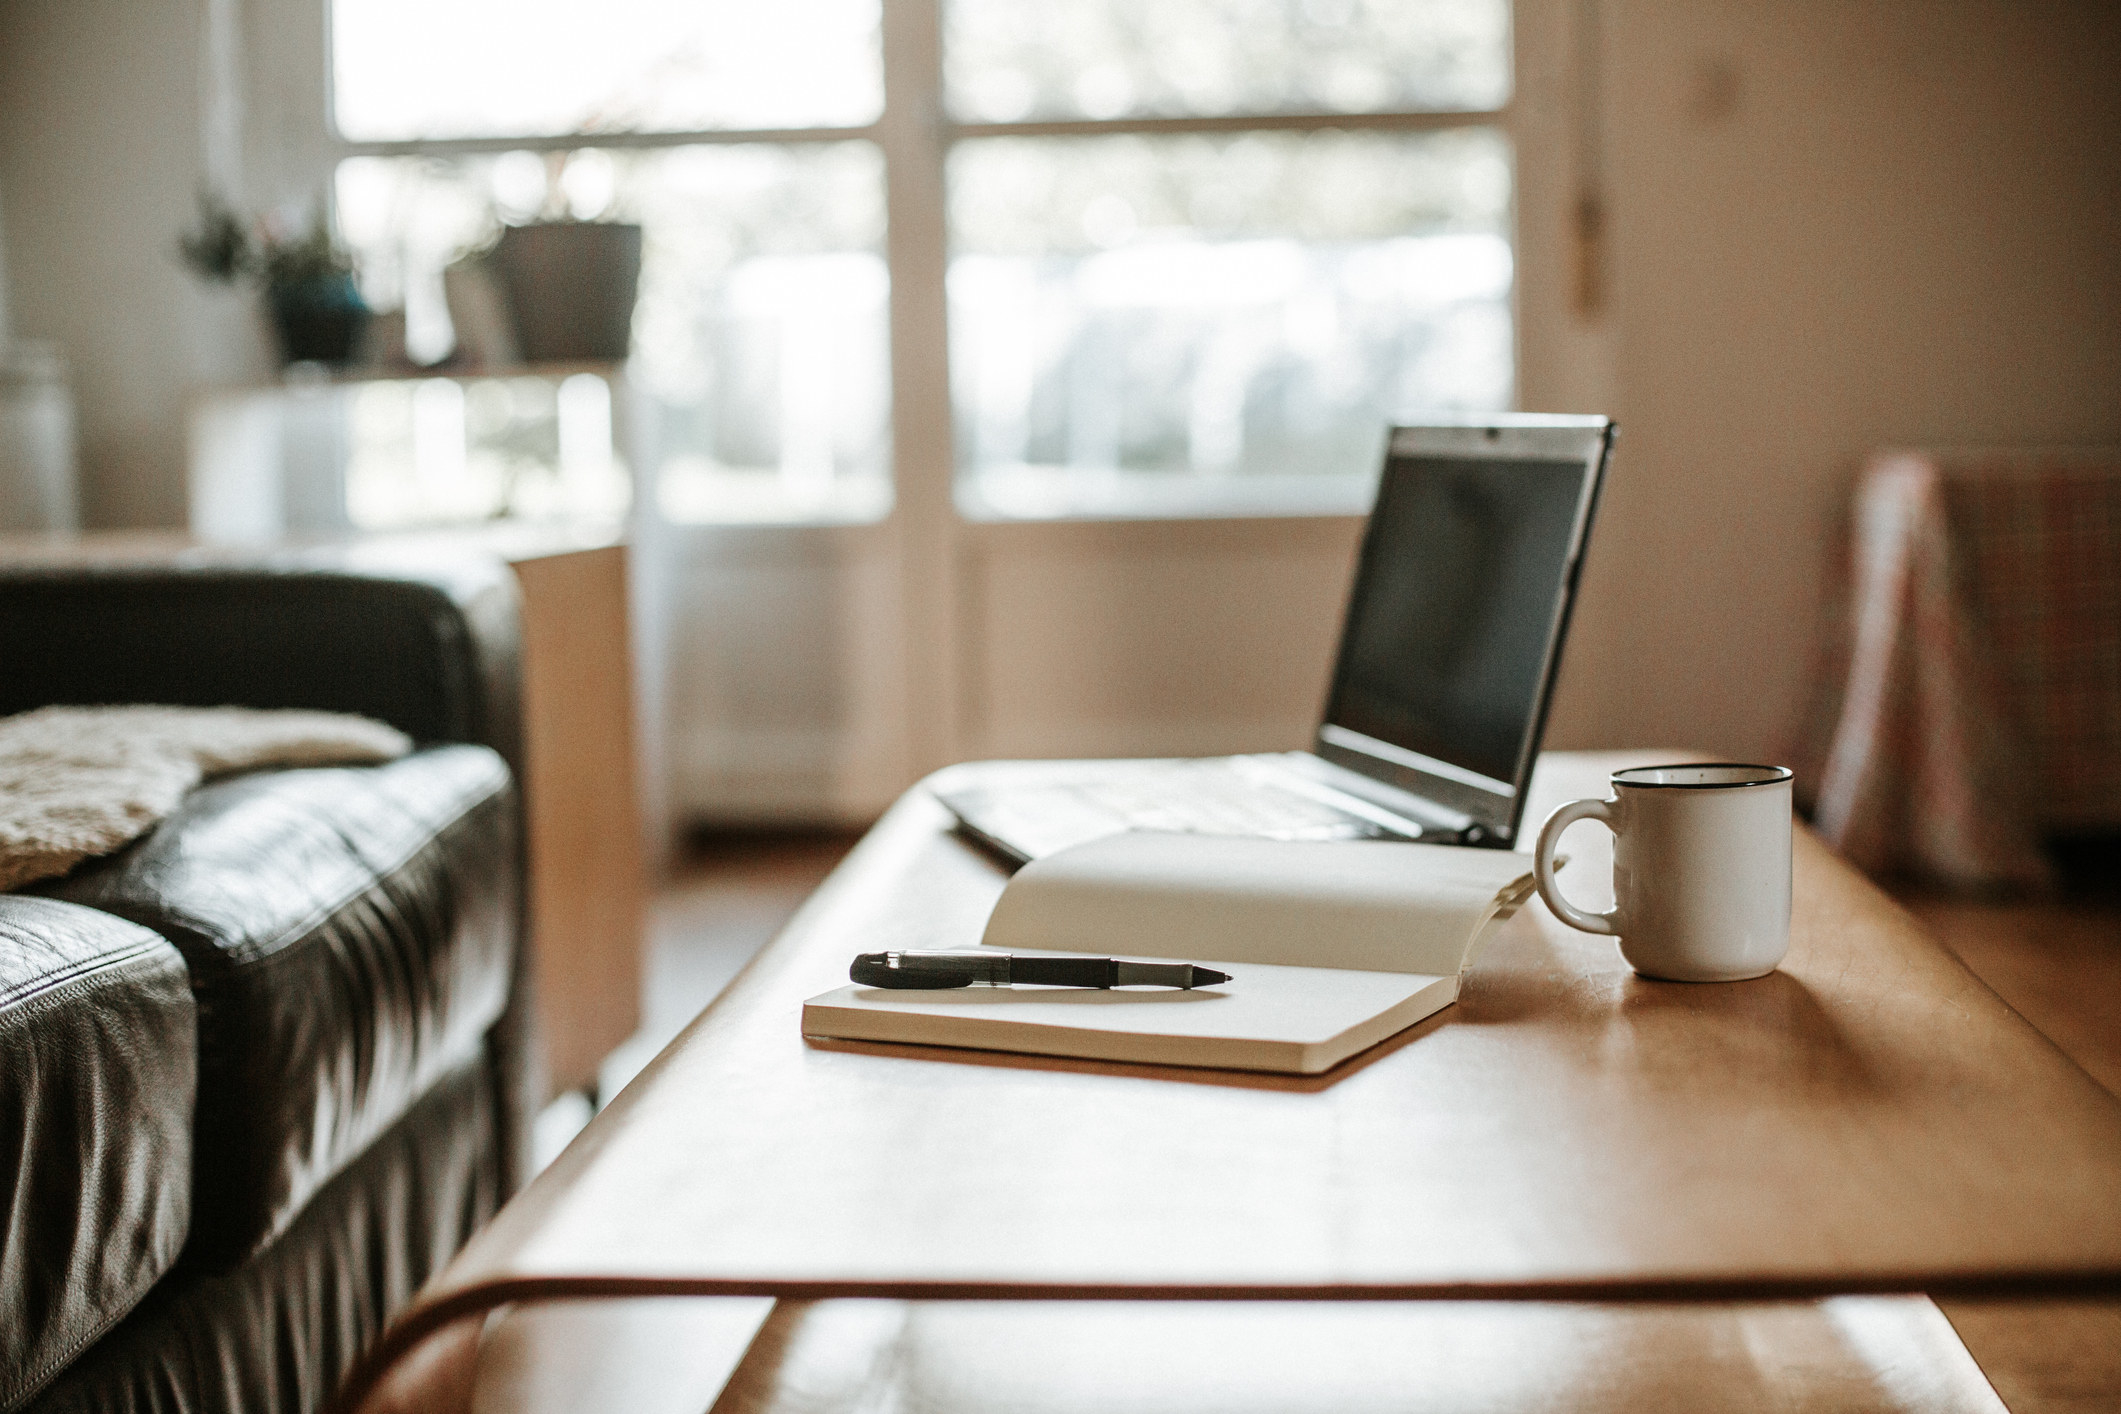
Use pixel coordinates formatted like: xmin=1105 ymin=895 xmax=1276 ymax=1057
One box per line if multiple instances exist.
xmin=949 ymin=107 xmax=1511 ymax=141
xmin=879 ymin=0 xmax=964 ymax=771
xmin=332 ymin=126 xmax=881 ymax=161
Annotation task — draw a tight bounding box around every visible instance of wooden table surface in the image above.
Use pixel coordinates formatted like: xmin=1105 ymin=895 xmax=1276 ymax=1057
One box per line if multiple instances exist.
xmin=343 ymin=751 xmax=2121 ymax=1406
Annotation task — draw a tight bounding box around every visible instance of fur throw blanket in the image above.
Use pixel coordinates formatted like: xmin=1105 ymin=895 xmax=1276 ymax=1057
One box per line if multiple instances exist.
xmin=0 ymin=705 xmax=412 ymax=891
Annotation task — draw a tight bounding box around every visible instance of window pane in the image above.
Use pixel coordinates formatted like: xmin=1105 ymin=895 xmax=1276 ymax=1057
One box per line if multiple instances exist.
xmin=332 ymin=0 xmax=882 ymax=140
xmin=949 ymin=129 xmax=1512 ymax=516
xmin=345 ymin=373 xmax=632 ymax=530
xmin=336 ymin=143 xmax=891 ymax=525
xmin=946 ymin=0 xmax=1509 ymax=123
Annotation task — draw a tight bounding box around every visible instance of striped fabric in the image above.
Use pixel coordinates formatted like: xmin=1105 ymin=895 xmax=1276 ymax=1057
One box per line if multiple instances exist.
xmin=1806 ymin=450 xmax=2121 ymax=890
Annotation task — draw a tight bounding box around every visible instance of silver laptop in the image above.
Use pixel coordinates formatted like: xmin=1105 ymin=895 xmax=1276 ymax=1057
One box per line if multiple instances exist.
xmin=938 ymin=415 xmax=1616 ymax=863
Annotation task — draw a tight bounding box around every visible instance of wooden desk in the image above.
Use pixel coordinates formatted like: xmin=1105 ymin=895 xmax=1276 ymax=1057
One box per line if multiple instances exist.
xmin=343 ymin=751 xmax=2121 ymax=1407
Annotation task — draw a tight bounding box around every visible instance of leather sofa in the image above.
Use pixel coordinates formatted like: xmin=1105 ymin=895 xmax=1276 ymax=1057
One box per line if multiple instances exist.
xmin=0 ymin=552 xmax=538 ymax=1414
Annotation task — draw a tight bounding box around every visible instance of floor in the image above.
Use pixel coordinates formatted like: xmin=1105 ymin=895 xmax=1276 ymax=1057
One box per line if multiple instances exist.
xmin=599 ymin=828 xmax=865 ymax=1102
xmin=585 ymin=834 xmax=2121 ymax=1413
xmin=530 ymin=829 xmax=861 ymax=1167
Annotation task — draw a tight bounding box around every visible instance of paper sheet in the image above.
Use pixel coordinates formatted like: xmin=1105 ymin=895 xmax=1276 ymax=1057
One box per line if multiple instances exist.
xmin=982 ymin=832 xmax=1535 ymax=976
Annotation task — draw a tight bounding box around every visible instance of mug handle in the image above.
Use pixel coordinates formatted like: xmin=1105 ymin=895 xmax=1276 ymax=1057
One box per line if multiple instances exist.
xmin=1535 ymin=798 xmax=1621 ymax=935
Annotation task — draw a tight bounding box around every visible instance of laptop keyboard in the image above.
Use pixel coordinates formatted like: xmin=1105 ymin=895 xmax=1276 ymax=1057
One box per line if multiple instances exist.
xmin=1076 ymin=763 xmax=1404 ymax=840
xmin=940 ymin=759 xmax=1420 ymax=862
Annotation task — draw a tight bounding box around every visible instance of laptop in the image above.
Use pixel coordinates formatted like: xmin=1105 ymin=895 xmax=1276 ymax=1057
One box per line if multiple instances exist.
xmin=938 ymin=415 xmax=1616 ymax=863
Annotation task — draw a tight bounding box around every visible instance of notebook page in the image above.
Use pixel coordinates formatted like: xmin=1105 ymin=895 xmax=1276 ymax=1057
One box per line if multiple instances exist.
xmin=981 ymin=833 xmax=1534 ymax=977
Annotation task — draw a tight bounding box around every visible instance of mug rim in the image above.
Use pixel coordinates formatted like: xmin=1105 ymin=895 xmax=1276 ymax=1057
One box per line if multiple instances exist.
xmin=1610 ymin=762 xmax=1794 ymax=790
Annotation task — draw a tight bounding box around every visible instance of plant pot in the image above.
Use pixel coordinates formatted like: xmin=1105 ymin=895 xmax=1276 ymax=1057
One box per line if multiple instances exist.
xmin=491 ymin=222 xmax=643 ymax=362
xmin=268 ymin=274 xmax=371 ymax=367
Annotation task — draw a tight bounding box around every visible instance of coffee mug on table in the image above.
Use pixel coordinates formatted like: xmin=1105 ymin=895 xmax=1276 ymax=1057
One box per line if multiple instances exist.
xmin=1532 ymin=764 xmax=1795 ymax=982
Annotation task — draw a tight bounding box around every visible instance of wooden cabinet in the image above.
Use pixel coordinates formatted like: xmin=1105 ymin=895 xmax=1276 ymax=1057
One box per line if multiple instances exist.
xmin=506 ymin=537 xmax=644 ymax=1097
xmin=323 ymin=525 xmax=648 ymax=1098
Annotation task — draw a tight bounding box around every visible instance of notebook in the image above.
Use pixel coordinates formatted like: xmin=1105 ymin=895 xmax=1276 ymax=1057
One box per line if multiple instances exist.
xmin=801 ymin=831 xmax=1537 ymax=1075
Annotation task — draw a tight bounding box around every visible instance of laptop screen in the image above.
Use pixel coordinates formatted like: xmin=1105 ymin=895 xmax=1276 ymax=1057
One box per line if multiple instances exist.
xmin=1322 ymin=452 xmax=1595 ymax=800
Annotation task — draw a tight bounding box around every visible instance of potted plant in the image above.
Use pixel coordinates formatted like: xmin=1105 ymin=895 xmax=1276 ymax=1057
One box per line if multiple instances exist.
xmin=180 ymin=195 xmax=372 ymax=367
xmin=488 ymin=218 xmax=642 ymax=363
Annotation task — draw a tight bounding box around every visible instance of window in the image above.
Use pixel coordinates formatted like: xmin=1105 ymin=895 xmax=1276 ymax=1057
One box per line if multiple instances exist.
xmin=333 ymin=0 xmax=881 ymax=139
xmin=342 ymin=372 xmax=633 ymax=530
xmin=329 ymin=0 xmax=1512 ymax=524
xmin=944 ymin=0 xmax=1508 ymax=121
xmin=333 ymin=142 xmax=890 ymax=524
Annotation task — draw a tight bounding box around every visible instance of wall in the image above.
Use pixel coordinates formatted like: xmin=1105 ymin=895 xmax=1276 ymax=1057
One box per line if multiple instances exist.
xmin=958 ymin=516 xmax=1367 ymax=763
xmin=658 ymin=521 xmax=915 ymax=823
xmin=1559 ymin=0 xmax=2121 ymax=757
xmin=0 ymin=0 xmax=276 ymax=527
xmin=0 ymin=176 xmax=12 ymax=340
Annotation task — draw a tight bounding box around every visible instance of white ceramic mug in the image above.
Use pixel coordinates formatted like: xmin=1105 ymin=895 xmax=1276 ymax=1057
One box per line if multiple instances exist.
xmin=1533 ymin=764 xmax=1794 ymax=982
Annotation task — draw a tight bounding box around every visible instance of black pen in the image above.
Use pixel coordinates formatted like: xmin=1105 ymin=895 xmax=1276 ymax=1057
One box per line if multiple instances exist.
xmin=850 ymin=950 xmax=1230 ymax=991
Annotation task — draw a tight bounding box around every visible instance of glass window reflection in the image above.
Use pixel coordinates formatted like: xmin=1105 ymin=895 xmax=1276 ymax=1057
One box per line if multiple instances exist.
xmin=949 ymin=130 xmax=1513 ymax=516
xmin=333 ymin=0 xmax=884 ymax=140
xmin=946 ymin=0 xmax=1510 ymax=122
xmin=335 ymin=144 xmax=892 ymax=525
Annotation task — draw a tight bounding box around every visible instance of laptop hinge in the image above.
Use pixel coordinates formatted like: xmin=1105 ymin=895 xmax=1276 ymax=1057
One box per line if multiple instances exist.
xmin=1242 ymin=753 xmax=1478 ymax=838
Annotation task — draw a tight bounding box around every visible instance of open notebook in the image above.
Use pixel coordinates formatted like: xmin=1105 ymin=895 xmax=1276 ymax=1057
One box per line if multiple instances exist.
xmin=802 ymin=833 xmax=1536 ymax=1075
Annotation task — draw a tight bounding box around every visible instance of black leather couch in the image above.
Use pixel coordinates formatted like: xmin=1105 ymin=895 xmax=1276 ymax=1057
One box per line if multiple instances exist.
xmin=0 ymin=552 xmax=538 ymax=1414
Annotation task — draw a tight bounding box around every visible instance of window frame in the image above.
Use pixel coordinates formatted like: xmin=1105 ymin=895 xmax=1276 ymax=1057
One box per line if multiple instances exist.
xmin=323 ymin=0 xmax=1520 ymax=526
